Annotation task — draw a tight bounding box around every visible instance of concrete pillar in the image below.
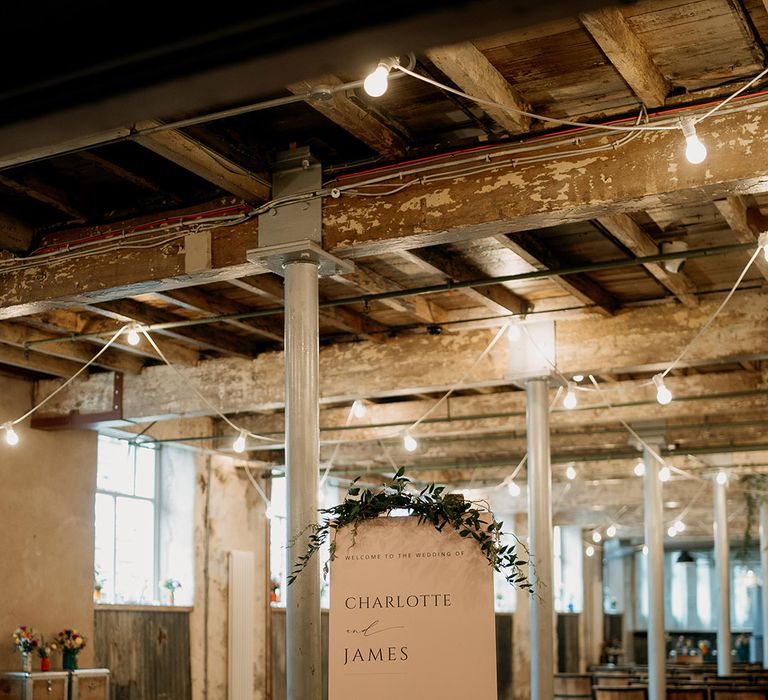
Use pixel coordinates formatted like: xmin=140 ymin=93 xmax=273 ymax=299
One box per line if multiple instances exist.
xmin=714 ymin=475 xmax=732 ymax=676
xmin=526 ymin=377 xmax=554 ymax=700
xmin=285 ymin=259 xmax=322 ymax=700
xmin=643 ymin=446 xmax=666 ymax=700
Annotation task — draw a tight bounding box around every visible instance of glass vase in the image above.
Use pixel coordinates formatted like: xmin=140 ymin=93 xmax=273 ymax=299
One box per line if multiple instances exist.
xmin=40 ymin=657 xmax=50 ymax=672
xmin=62 ymin=650 xmax=78 ymax=671
xmin=20 ymin=652 xmax=32 ymax=674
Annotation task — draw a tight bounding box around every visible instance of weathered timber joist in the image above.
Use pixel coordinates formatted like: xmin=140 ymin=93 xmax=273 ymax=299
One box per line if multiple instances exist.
xmin=33 ymin=292 xmax=768 ymax=422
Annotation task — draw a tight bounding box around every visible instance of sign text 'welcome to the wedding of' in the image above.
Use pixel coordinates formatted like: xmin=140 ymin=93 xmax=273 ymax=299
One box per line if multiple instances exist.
xmin=328 ymin=516 xmax=497 ymax=699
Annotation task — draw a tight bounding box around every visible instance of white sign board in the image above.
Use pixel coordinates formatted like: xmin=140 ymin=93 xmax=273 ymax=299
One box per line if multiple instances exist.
xmin=328 ymin=516 xmax=497 ymax=699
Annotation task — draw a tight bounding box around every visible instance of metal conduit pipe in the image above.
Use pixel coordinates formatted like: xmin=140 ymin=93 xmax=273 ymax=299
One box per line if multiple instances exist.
xmin=25 ymin=241 xmax=757 ymax=347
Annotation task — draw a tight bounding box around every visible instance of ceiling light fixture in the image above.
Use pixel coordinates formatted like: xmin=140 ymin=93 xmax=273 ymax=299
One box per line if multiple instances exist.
xmin=680 ymin=118 xmax=707 ymax=164
xmin=403 ymin=433 xmax=418 ymax=452
xmin=716 ymin=470 xmax=728 ymax=486
xmin=352 ymin=400 xmax=367 ymax=419
xmin=592 ymin=531 xmax=602 ymax=543
xmin=563 ymin=383 xmax=578 ymax=410
xmin=566 ymin=465 xmax=577 ymax=480
xmin=3 ymin=422 xmax=19 ymax=446
xmin=586 ymin=545 xmax=595 ymax=557
xmin=667 ymin=526 xmax=678 ymax=538
xmin=233 ymin=430 xmax=247 ymax=454
xmin=634 ymin=461 xmax=646 ymax=477
xmin=507 ymin=481 xmax=521 ymax=497
xmin=659 ymin=466 xmax=671 ymax=482
xmin=126 ymin=325 xmax=141 ymax=346
xmin=606 ymin=524 xmax=617 ymax=538
xmin=653 ymin=374 xmax=673 ymax=405
xmin=364 ymin=58 xmax=399 ymax=97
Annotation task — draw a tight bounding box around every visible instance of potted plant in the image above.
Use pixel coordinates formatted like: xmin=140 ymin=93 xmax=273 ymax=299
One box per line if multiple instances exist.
xmin=12 ymin=626 xmax=39 ymax=673
xmin=52 ymin=629 xmax=86 ymax=670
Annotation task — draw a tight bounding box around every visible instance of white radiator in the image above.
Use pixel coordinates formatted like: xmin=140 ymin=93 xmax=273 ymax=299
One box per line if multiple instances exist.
xmin=228 ymin=550 xmax=256 ymax=700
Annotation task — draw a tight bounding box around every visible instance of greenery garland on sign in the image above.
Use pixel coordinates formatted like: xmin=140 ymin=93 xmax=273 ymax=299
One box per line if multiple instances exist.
xmin=287 ymin=468 xmax=532 ymax=593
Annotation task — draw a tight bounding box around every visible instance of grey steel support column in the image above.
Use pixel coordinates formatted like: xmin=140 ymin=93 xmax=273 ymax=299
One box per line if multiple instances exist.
xmin=527 ymin=377 xmax=554 ymax=700
xmin=285 ymin=259 xmax=322 ymax=700
xmin=714 ymin=476 xmax=732 ymax=676
xmin=761 ymin=503 xmax=768 ymax=668
xmin=643 ymin=446 xmax=666 ymax=700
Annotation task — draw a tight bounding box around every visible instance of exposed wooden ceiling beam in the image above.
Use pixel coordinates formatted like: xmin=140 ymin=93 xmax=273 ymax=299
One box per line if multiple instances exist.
xmin=713 ymin=196 xmax=768 ymax=281
xmin=594 ymin=214 xmax=699 ymax=307
xmin=2 ymin=107 xmax=768 ymax=318
xmin=0 ymin=173 xmax=85 ymax=222
xmin=579 ymin=6 xmax=670 ymax=108
xmin=494 ymin=232 xmax=616 ymax=315
xmin=425 ymin=42 xmax=531 ymax=134
xmin=153 ymin=287 xmax=283 ymax=343
xmin=0 ymin=320 xmax=144 ymax=374
xmin=0 ymin=342 xmax=85 ymax=378
xmin=33 ymin=291 xmax=768 ymax=422
xmin=407 ymin=246 xmax=529 ymax=316
xmin=133 ymin=121 xmax=270 ymax=202
xmin=0 ymin=212 xmax=34 ymax=255
xmin=287 ymin=76 xmax=407 ymax=160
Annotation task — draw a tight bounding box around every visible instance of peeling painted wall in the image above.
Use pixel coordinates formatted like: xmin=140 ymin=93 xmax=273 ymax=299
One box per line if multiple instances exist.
xmin=0 ymin=375 xmax=97 ymax=670
xmin=190 ymin=453 xmax=269 ymax=700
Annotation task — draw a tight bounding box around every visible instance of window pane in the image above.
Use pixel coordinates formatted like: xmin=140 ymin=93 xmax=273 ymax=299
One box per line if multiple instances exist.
xmin=115 ymin=497 xmax=155 ymax=603
xmin=97 ymin=436 xmax=135 ymax=495
xmin=696 ymin=557 xmax=712 ymax=628
xmin=94 ymin=493 xmax=115 ymax=603
xmin=134 ymin=447 xmax=156 ymax=499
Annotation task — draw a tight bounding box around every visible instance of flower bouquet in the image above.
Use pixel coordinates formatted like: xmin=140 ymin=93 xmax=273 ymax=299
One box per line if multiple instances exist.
xmin=12 ymin=626 xmax=39 ymax=673
xmin=52 ymin=629 xmax=86 ymax=671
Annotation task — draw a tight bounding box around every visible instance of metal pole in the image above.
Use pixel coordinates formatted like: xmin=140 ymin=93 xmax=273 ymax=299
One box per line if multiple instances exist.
xmin=527 ymin=377 xmax=554 ymax=700
xmin=761 ymin=503 xmax=768 ymax=668
xmin=643 ymin=446 xmax=666 ymax=700
xmin=285 ymin=259 xmax=322 ymax=700
xmin=714 ymin=476 xmax=732 ymax=676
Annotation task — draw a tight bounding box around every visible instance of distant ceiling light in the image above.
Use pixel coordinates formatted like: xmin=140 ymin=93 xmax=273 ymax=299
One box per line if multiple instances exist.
xmin=674 ymin=520 xmax=686 ymax=533
xmin=3 ymin=422 xmax=19 ymax=446
xmin=653 ymin=374 xmax=673 ymax=405
xmin=126 ymin=325 xmax=141 ymax=346
xmin=634 ymin=461 xmax=646 ymax=477
xmin=716 ymin=470 xmax=728 ymax=486
xmin=572 ymin=374 xmax=584 ymax=383
xmin=507 ymin=481 xmax=521 ymax=497
xmin=676 ymin=550 xmax=695 ymax=564
xmin=233 ymin=430 xmax=247 ymax=454
xmin=680 ymin=118 xmax=707 ymax=165
xmin=661 ymin=240 xmax=689 ymax=274
xmin=586 ymin=545 xmax=595 ymax=557
xmin=563 ymin=384 xmax=578 ymax=410
xmin=403 ymin=433 xmax=418 ymax=452
xmin=642 ymin=545 xmax=649 ymax=556
xmin=667 ymin=526 xmax=678 ymax=538
xmin=606 ymin=524 xmax=617 ymax=538
xmin=566 ymin=465 xmax=577 ymax=481
xmin=352 ymin=400 xmax=367 ymax=419
xmin=659 ymin=466 xmax=671 ymax=482
xmin=363 ymin=58 xmax=398 ymax=97
xmin=592 ymin=531 xmax=602 ymax=543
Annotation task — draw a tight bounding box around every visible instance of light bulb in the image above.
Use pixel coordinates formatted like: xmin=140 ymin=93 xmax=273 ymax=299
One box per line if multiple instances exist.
xmin=403 ymin=433 xmax=418 ymax=452
xmin=572 ymin=374 xmax=584 ymax=383
xmin=659 ymin=466 xmax=671 ymax=482
xmin=233 ymin=430 xmax=247 ymax=454
xmin=667 ymin=526 xmax=678 ymax=538
xmin=653 ymin=373 xmax=672 ymax=405
xmin=506 ymin=323 xmax=521 ymax=342
xmin=607 ymin=524 xmax=617 ymax=538
xmin=592 ymin=531 xmax=602 ymax=543
xmin=761 ymin=233 xmax=768 ymax=261
xmin=364 ymin=65 xmax=390 ymax=97
xmin=642 ymin=545 xmax=649 ymax=556
xmin=634 ymin=461 xmax=646 ymax=477
xmin=586 ymin=545 xmax=595 ymax=558
xmin=265 ymin=504 xmax=273 ymax=520
xmin=674 ymin=520 xmax=686 ymax=533
xmin=563 ymin=384 xmax=578 ymax=410
xmin=716 ymin=470 xmax=728 ymax=486
xmin=507 ymin=481 xmax=521 ymax=497
xmin=126 ymin=326 xmax=141 ymax=346
xmin=681 ymin=119 xmax=707 ymax=165
xmin=3 ymin=423 xmax=19 ymax=446
xmin=352 ymin=400 xmax=366 ymax=419
xmin=566 ymin=465 xmax=577 ymax=481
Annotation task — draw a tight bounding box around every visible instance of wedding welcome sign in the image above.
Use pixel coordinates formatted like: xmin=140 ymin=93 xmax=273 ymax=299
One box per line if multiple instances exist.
xmin=328 ymin=516 xmax=497 ymax=699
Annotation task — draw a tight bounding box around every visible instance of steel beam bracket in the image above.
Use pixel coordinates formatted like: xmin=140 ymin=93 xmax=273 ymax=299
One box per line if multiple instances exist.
xmin=246 ymin=240 xmax=353 ymax=279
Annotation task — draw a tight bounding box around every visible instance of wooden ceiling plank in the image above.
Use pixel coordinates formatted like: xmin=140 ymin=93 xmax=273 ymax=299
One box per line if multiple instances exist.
xmin=408 ymin=246 xmax=529 ymax=316
xmin=153 ymin=287 xmax=283 ymax=342
xmin=579 ymin=6 xmax=670 ymax=108
xmin=595 ymin=213 xmax=699 ymax=307
xmin=0 ymin=342 xmax=85 ymax=378
xmin=134 ymin=121 xmax=270 ymax=202
xmin=0 ymin=320 xmax=144 ymax=374
xmin=0 ymin=173 xmax=85 ymax=222
xmin=425 ymin=42 xmax=532 ymax=134
xmin=494 ymin=232 xmax=616 ymax=315
xmin=287 ymin=75 xmax=407 ymax=160
xmin=713 ymin=196 xmax=768 ymax=281
xmin=0 ymin=212 xmax=34 ymax=255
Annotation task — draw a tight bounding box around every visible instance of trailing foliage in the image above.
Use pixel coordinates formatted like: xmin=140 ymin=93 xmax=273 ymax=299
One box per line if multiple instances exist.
xmin=741 ymin=474 xmax=768 ymax=556
xmin=287 ymin=468 xmax=532 ymax=592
